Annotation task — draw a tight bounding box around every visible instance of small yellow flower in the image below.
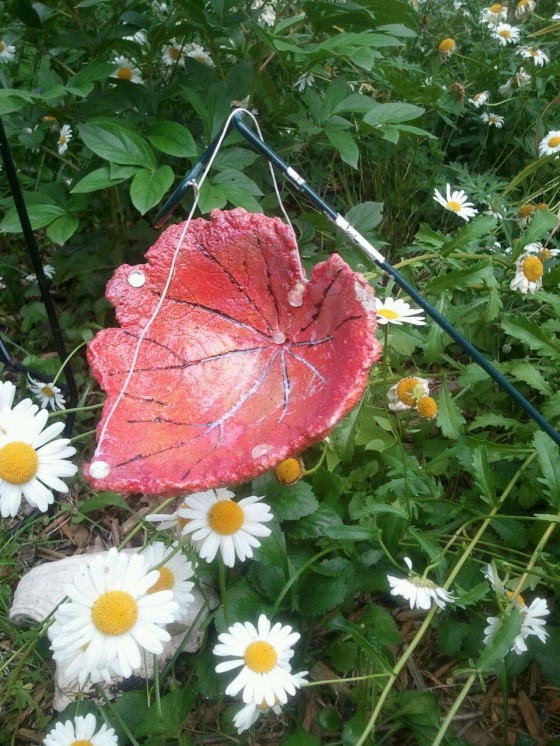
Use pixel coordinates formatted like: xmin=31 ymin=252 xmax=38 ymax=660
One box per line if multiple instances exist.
xmin=274 ymin=457 xmax=304 ymax=486
xmin=535 ymin=202 xmax=549 ymax=211
xmin=438 ymin=38 xmax=457 ymax=57
xmin=416 ymin=396 xmax=438 ymax=420
xmin=517 ymin=203 xmax=534 ymax=219
xmin=396 ymin=377 xmax=424 ymax=406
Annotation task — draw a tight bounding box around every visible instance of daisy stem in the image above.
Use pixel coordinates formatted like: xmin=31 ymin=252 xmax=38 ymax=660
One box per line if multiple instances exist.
xmin=271 ymin=547 xmax=337 ymax=617
xmin=510 ymin=509 xmax=560 ymax=600
xmin=153 ymin=654 xmax=162 ymax=718
xmin=219 ymin=561 xmax=229 ymax=625
xmin=304 ymin=441 xmax=328 ymax=476
xmin=52 ymin=339 xmax=88 ymax=385
xmin=95 ymin=685 xmax=141 ymax=746
xmin=120 ymin=497 xmax=177 ymax=549
xmin=48 ymin=403 xmax=104 ymax=416
xmin=303 ymin=672 xmax=391 ymax=687
xmin=355 ymin=451 xmax=537 ymax=746
xmin=431 ymin=672 xmax=477 ymax=746
xmin=69 ymin=429 xmax=97 ymax=442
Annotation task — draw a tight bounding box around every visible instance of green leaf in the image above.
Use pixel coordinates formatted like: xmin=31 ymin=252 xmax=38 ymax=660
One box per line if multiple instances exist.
xmin=363 ymin=102 xmax=424 ymax=127
xmin=436 ymin=386 xmax=465 ymax=439
xmin=440 ymin=214 xmax=497 ymax=254
xmin=502 ymin=317 xmax=560 ymax=360
xmin=300 ymin=574 xmax=348 ymax=616
xmin=130 ymin=165 xmax=175 ymax=215
xmin=424 ymin=262 xmax=493 ymax=293
xmin=148 ymin=121 xmax=198 ymax=157
xmin=534 ymin=431 xmax=560 ymax=507
xmin=471 ymin=447 xmax=496 ymax=504
xmin=323 ymin=525 xmax=377 ymax=541
xmin=344 ymin=201 xmax=383 ymax=233
xmin=71 ymin=166 xmax=134 ymax=193
xmin=9 ymin=0 xmax=42 ymax=27
xmin=46 ymin=215 xmax=79 ymax=245
xmin=289 ymin=505 xmax=343 ymax=539
xmin=136 ymin=688 xmax=196 ymax=738
xmin=264 ymin=480 xmax=319 ymax=521
xmin=282 ymin=727 xmax=321 ymax=746
xmin=477 ymin=608 xmax=522 ymax=672
xmin=78 ymin=491 xmax=131 ymax=514
xmin=0 ymin=203 xmax=66 ymax=233
xmin=79 ymin=121 xmax=157 ymax=169
xmin=324 ymin=126 xmax=359 ymax=168
xmin=0 ymin=89 xmax=35 ymax=115
xmin=439 ymin=618 xmax=470 ymax=655
xmin=533 ymin=627 xmax=560 ymax=684
xmin=510 ymin=363 xmax=553 ymax=396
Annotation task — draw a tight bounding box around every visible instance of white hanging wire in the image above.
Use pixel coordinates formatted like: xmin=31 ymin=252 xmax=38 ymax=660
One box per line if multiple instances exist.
xmin=93 ymin=107 xmax=300 ymax=465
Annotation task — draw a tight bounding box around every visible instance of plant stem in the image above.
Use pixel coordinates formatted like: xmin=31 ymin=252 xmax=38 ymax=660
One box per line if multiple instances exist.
xmin=219 ymin=561 xmax=229 ymax=625
xmin=432 ymin=672 xmax=477 ymax=746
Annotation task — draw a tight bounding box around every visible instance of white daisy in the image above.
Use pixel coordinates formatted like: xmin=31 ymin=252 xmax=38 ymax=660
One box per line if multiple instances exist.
xmin=539 ymin=130 xmax=560 ymax=157
xmin=524 ymin=242 xmax=560 ymax=259
xmin=25 ymin=264 xmax=55 ymax=282
xmin=123 ymin=29 xmax=148 ymax=45
xmin=468 ymin=91 xmax=490 ymax=108
xmin=0 ymin=403 xmax=77 ymax=517
xmin=481 ymin=4 xmax=508 ymax=24
xmin=214 ymin=614 xmax=308 ymax=706
xmin=294 ymin=73 xmax=315 ymax=92
xmin=43 ymin=713 xmax=117 ymax=746
xmin=484 ymin=597 xmax=549 ymax=654
xmin=232 ymin=671 xmax=308 ymax=734
xmin=515 ymin=0 xmax=535 ymax=19
xmin=252 ymin=0 xmax=276 ymax=26
xmin=110 ymin=56 xmax=143 ymax=85
xmin=141 ymin=541 xmax=196 ymax=622
xmin=492 ymin=23 xmax=521 ymax=45
xmin=482 ymin=563 xmax=505 ymax=594
xmin=179 ymin=489 xmax=273 ymax=567
xmin=517 ymin=47 xmax=549 ymax=66
xmin=510 ymin=252 xmax=544 ymax=294
xmin=50 ymin=548 xmax=178 ymax=680
xmin=499 ymin=67 xmax=531 ymax=95
xmin=387 ymin=557 xmax=455 ymax=610
xmin=387 ymin=376 xmax=430 ymax=412
xmin=0 ymin=381 xmax=17 ymax=411
xmin=0 ymin=38 xmax=16 ymax=63
xmin=0 ymin=275 xmax=5 ymax=290
xmin=433 ymin=184 xmax=478 ymax=221
xmin=184 ymin=43 xmax=214 ymax=67
xmin=57 ymin=125 xmax=72 ymax=155
xmin=145 ymin=498 xmax=191 ymax=534
xmin=27 ymin=375 xmax=65 ymax=411
xmin=162 ymin=40 xmax=185 ymax=67
xmin=481 ymin=112 xmax=505 ymax=128
xmin=375 ymin=297 xmax=426 ymax=326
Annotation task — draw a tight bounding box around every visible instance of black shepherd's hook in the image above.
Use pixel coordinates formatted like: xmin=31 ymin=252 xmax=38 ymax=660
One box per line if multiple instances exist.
xmin=0 ymin=116 xmax=78 ymax=437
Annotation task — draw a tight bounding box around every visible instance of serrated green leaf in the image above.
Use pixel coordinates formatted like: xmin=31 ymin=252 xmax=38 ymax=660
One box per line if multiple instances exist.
xmin=265 ymin=480 xmax=319 ymax=521
xmin=510 ymin=363 xmax=553 ymax=396
xmin=534 ymin=431 xmax=560 ymax=507
xmin=468 ymin=413 xmax=520 ymax=432
xmin=424 ymin=262 xmax=493 ymax=293
xmin=148 ymin=120 xmax=198 ymax=157
xmin=477 ymin=608 xmax=522 ymax=671
xmin=130 ymin=165 xmax=175 ymax=215
xmin=300 ymin=574 xmax=348 ymax=616
xmin=440 ymin=215 xmax=497 ymax=254
xmin=471 ymin=447 xmax=496 ymax=504
xmin=79 ymin=121 xmax=157 ymax=169
xmin=436 ymin=385 xmax=465 ymax=439
xmin=289 ymin=505 xmax=343 ymax=539
xmin=438 ymin=617 xmax=470 ymax=656
xmin=502 ymin=317 xmax=560 ymax=360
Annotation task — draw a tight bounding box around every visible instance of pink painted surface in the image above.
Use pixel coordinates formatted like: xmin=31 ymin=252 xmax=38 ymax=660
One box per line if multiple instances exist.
xmin=85 ymin=208 xmax=381 ymax=496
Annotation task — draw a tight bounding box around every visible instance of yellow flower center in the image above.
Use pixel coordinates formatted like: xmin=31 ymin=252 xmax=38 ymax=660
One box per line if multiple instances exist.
xmin=41 ymin=385 xmax=55 ymax=398
xmin=518 ymin=203 xmax=534 ymax=218
xmin=548 ymin=136 xmax=560 ymax=149
xmin=438 ymin=38 xmax=455 ymax=53
xmin=257 ymin=696 xmax=279 ymax=710
xmin=499 ymin=29 xmax=511 ymax=38
xmin=0 ymin=442 xmax=39 ymax=485
xmin=43 ymin=115 xmax=57 ymax=122
xmin=244 ymin=641 xmax=278 ymax=673
xmin=117 ymin=67 xmax=133 ymax=80
xmin=535 ymin=202 xmax=549 ymax=210
xmin=208 ymin=500 xmax=244 ymax=535
xmin=58 ymin=136 xmax=66 ymax=145
xmin=274 ymin=457 xmax=304 ymax=485
xmin=538 ymin=248 xmax=552 ymax=260
xmin=378 ymin=308 xmax=400 ymax=320
xmin=70 ymin=741 xmax=94 ymax=746
xmin=396 ymin=377 xmax=423 ymax=406
xmin=522 ymin=256 xmax=544 ymax=282
xmin=446 ymin=200 xmax=462 ymax=213
xmin=506 ymin=590 xmax=526 ymax=606
xmin=517 ymin=0 xmax=530 ymax=8
xmin=168 ymin=46 xmax=181 ymax=61
xmin=490 ymin=3 xmax=504 ymax=11
xmin=0 ymin=42 xmax=4 ymax=53
xmin=417 ymin=396 xmax=438 ymax=419
xmin=177 ymin=515 xmax=189 ymax=529
xmin=148 ymin=566 xmax=175 ymax=593
xmin=91 ymin=590 xmax=138 ymax=635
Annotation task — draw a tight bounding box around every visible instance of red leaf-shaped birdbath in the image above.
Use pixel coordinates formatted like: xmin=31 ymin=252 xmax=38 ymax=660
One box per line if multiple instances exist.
xmin=85 ymin=208 xmax=381 ymax=496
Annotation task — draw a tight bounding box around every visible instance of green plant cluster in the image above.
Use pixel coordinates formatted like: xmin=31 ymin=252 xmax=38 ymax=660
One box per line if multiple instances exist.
xmin=1 ymin=0 xmax=560 ymax=744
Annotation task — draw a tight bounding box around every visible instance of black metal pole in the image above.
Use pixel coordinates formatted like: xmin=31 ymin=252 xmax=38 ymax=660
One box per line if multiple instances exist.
xmin=0 ymin=116 xmax=78 ymax=437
